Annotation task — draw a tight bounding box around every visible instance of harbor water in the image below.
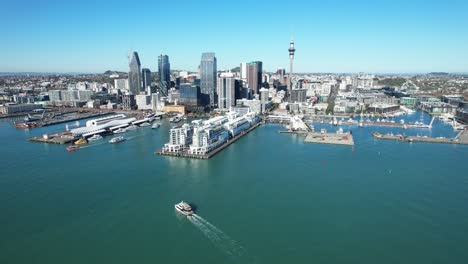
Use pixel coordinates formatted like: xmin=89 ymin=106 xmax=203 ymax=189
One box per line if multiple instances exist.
xmin=1 ymin=111 xmax=467 ymax=264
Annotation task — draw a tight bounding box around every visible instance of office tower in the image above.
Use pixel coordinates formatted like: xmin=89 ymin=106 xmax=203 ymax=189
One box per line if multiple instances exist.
xmin=158 ymin=54 xmax=171 ymax=95
xmin=179 ymin=84 xmax=200 ymax=106
xmin=200 ymin=52 xmax=217 ymax=107
xmin=151 ymin=92 xmax=160 ymax=111
xmin=259 ymin=87 xmax=269 ymax=113
xmin=217 ymin=72 xmax=237 ymax=110
xmin=288 ymin=37 xmax=296 ymax=99
xmin=246 ymin=61 xmax=262 ymax=95
xmin=240 ymin=62 xmax=247 ymax=81
xmin=142 ymin=68 xmax=152 ymax=90
xmin=128 ymin=52 xmax=142 ymax=95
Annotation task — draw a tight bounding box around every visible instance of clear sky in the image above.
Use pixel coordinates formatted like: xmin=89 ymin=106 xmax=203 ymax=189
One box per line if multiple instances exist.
xmin=1 ymin=0 xmax=467 ymax=73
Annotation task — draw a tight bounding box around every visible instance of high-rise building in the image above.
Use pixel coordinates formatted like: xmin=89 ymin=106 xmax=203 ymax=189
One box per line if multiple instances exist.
xmin=158 ymin=54 xmax=171 ymax=95
xmin=217 ymin=72 xmax=238 ymax=110
xmin=142 ymin=68 xmax=152 ymax=90
xmin=128 ymin=52 xmax=142 ymax=95
xmin=246 ymin=61 xmax=262 ymax=95
xmin=240 ymin=62 xmax=247 ymax=81
xmin=200 ymin=52 xmax=217 ymax=107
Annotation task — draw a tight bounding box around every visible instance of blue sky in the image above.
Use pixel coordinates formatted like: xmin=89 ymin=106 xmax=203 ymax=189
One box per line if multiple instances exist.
xmin=1 ymin=0 xmax=467 ymax=73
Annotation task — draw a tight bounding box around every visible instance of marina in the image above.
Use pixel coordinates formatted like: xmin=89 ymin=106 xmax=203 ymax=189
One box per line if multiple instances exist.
xmin=373 ymin=130 xmax=468 ymax=145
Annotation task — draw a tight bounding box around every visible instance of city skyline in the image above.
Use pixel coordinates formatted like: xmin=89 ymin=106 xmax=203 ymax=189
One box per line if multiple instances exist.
xmin=1 ymin=0 xmax=468 ymax=73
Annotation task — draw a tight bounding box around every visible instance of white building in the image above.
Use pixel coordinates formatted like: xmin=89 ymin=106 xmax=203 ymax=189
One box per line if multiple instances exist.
xmin=135 ymin=94 xmax=152 ymax=110
xmin=217 ymin=72 xmax=236 ymax=110
xmin=240 ymin=62 xmax=247 ymax=81
xmin=114 ymin=79 xmax=129 ymax=91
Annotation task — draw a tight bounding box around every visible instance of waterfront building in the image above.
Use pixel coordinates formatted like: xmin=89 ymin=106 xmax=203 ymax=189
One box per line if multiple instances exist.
xmin=142 ymin=68 xmax=152 ymax=90
xmin=179 ymin=84 xmax=200 ymax=106
xmin=217 ymin=72 xmax=238 ymax=110
xmin=168 ymin=88 xmax=180 ymax=104
xmin=70 ymin=114 xmax=137 ymax=137
xmin=400 ymin=97 xmax=417 ymax=106
xmin=259 ymin=88 xmax=270 ymax=113
xmin=246 ymin=61 xmax=262 ymax=95
xmin=158 ymin=54 xmax=171 ymax=95
xmin=151 ymin=92 xmax=160 ymax=112
xmin=367 ymin=103 xmax=400 ymax=114
xmin=163 ymin=105 xmax=185 ymax=115
xmin=0 ymin=103 xmax=42 ymax=114
xmin=135 ymin=94 xmax=152 ymax=110
xmin=48 ymin=90 xmax=62 ymax=101
xmin=162 ymin=124 xmax=194 ymax=153
xmin=128 ymin=52 xmax=142 ymax=95
xmin=200 ymin=52 xmax=217 ymax=107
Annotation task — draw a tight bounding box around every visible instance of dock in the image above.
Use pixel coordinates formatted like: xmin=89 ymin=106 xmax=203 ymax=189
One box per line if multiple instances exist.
xmin=304 ymin=132 xmax=354 ymax=146
xmin=157 ymin=121 xmax=262 ymax=159
xmin=29 ymin=132 xmax=76 ymax=144
xmin=372 ymin=130 xmax=468 ymax=145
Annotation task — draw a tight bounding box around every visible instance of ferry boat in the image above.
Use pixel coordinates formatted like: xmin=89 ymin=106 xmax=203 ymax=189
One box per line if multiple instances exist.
xmin=151 ymin=123 xmax=160 ymax=129
xmin=139 ymin=122 xmax=151 ymax=127
xmin=109 ymin=136 xmax=126 ymax=144
xmin=174 ymin=201 xmax=194 ymax=216
xmin=74 ymin=138 xmax=88 ymax=145
xmin=66 ymin=145 xmax=79 ymax=151
xmin=87 ymin=134 xmax=103 ymax=141
xmin=113 ymin=128 xmax=127 ymax=134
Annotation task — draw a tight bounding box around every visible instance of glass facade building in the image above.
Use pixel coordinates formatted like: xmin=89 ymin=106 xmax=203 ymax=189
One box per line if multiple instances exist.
xmin=200 ymin=52 xmax=217 ymax=107
xmin=179 ymin=84 xmax=200 ymax=106
xmin=128 ymin=52 xmax=142 ymax=95
xmin=158 ymin=54 xmax=171 ymax=95
xmin=142 ymin=68 xmax=152 ymax=90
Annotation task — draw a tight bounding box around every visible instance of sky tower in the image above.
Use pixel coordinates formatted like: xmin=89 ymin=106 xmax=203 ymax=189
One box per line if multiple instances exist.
xmin=288 ymin=36 xmax=296 ymax=98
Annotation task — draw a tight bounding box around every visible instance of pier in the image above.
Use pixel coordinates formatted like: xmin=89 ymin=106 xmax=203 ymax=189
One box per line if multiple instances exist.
xmin=372 ymin=130 xmax=468 ymax=145
xmin=304 ymin=132 xmax=354 ymax=146
xmin=29 ymin=132 xmax=76 ymax=144
xmin=157 ymin=121 xmax=262 ymax=159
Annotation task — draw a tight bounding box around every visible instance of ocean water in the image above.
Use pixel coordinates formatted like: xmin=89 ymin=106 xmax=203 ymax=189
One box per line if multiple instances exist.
xmin=0 ymin=111 xmax=467 ymax=264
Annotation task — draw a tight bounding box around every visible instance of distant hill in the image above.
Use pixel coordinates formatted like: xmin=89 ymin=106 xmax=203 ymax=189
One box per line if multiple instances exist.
xmin=428 ymin=72 xmax=449 ymax=76
xmin=230 ymin=67 xmax=240 ymax=72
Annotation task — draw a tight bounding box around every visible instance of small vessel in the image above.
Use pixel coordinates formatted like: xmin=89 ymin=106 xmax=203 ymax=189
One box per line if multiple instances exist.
xmin=74 ymin=138 xmax=88 ymax=145
xmin=139 ymin=122 xmax=151 ymax=127
xmin=359 ymin=122 xmax=363 ymax=127
xmin=174 ymin=201 xmax=194 ymax=216
xmin=66 ymin=145 xmax=79 ymax=151
xmin=113 ymin=128 xmax=127 ymax=134
xmin=151 ymin=123 xmax=160 ymax=129
xmin=126 ymin=125 xmax=138 ymax=131
xmin=170 ymin=116 xmax=181 ymax=123
xmin=109 ymin=136 xmax=126 ymax=144
xmin=88 ymin=134 xmax=103 ymax=141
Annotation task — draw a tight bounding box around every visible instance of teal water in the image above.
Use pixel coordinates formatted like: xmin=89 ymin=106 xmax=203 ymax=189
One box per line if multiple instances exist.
xmin=1 ymin=112 xmax=467 ymax=264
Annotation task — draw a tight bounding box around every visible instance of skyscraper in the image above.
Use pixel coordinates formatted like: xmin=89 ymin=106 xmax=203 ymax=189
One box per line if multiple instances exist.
xmin=128 ymin=52 xmax=142 ymax=95
xmin=158 ymin=54 xmax=171 ymax=95
xmin=200 ymin=52 xmax=217 ymax=107
xmin=142 ymin=68 xmax=152 ymax=90
xmin=217 ymin=72 xmax=238 ymax=110
xmin=240 ymin=62 xmax=247 ymax=81
xmin=246 ymin=61 xmax=262 ymax=95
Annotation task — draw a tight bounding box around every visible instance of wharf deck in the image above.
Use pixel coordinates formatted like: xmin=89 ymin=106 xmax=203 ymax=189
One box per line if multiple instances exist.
xmin=156 ymin=121 xmax=262 ymax=159
xmin=372 ymin=130 xmax=468 ymax=145
xmin=304 ymin=132 xmax=354 ymax=146
xmin=29 ymin=132 xmax=76 ymax=144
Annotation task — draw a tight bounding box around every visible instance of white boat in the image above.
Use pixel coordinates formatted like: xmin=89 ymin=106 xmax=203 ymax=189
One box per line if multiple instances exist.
xmin=139 ymin=122 xmax=151 ymax=127
xmin=113 ymin=128 xmax=127 ymax=134
xmin=151 ymin=123 xmax=160 ymax=129
xmin=174 ymin=201 xmax=193 ymax=216
xmin=109 ymin=136 xmax=125 ymax=144
xmin=126 ymin=125 xmax=138 ymax=131
xmin=359 ymin=122 xmax=363 ymax=127
xmin=87 ymin=134 xmax=103 ymax=141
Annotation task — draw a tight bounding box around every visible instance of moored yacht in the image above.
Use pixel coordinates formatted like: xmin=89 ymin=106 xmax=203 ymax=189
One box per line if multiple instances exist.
xmin=88 ymin=134 xmax=103 ymax=141
xmin=175 ymin=201 xmax=194 ymax=216
xmin=109 ymin=136 xmax=126 ymax=144
xmin=152 ymin=123 xmax=160 ymax=129
xmin=113 ymin=128 xmax=127 ymax=134
xmin=139 ymin=122 xmax=151 ymax=127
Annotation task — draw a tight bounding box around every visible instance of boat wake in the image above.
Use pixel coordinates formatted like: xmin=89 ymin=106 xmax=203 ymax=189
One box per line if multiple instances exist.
xmin=188 ymin=214 xmax=250 ymax=262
